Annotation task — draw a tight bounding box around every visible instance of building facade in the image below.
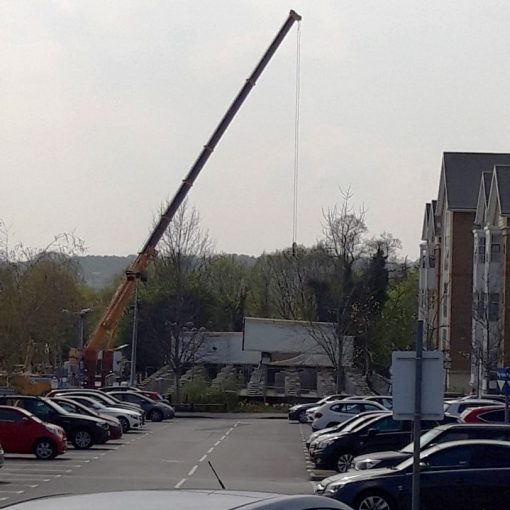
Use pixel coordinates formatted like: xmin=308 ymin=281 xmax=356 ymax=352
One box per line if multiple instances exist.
xmin=419 ymin=153 xmax=510 ymax=392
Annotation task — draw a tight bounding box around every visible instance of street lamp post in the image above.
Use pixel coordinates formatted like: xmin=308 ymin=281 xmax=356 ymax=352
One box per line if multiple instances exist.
xmin=128 ymin=272 xmax=141 ymax=386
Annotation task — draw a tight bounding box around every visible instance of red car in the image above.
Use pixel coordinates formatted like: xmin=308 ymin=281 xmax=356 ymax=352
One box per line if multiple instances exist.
xmin=460 ymin=405 xmax=508 ymax=423
xmin=0 ymin=405 xmax=67 ymax=459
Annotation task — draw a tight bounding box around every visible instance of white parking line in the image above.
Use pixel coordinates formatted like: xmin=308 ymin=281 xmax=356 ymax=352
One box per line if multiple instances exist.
xmin=207 ymin=447 xmax=214 ymax=454
xmin=0 ymin=491 xmax=24 ymax=494
xmin=188 ymin=465 xmax=198 ymax=476
xmin=220 ymin=435 xmax=226 ymax=440
xmin=3 ymin=468 xmax=72 ymax=473
xmin=0 ymin=478 xmax=51 ymax=483
xmin=0 ymin=497 xmax=9 ymax=502
xmin=214 ymin=441 xmax=221 ymax=446
xmin=199 ymin=455 xmax=207 ymax=462
xmin=175 ymin=478 xmax=186 ymax=489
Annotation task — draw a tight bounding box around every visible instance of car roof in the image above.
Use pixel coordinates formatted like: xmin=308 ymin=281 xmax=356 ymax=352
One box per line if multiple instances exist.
xmin=3 ymin=490 xmax=353 ymax=510
xmin=423 ymin=439 xmax=510 ymax=455
xmin=435 ymin=422 xmax=510 ymax=430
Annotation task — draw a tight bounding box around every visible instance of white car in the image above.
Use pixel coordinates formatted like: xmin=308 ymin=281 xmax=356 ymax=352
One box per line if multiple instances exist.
xmin=444 ymin=398 xmax=502 ymax=418
xmin=62 ymin=395 xmax=143 ymax=432
xmin=311 ymin=399 xmax=387 ymax=431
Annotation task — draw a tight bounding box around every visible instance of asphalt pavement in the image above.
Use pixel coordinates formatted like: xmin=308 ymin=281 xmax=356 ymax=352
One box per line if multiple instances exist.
xmin=0 ymin=416 xmax=313 ymax=507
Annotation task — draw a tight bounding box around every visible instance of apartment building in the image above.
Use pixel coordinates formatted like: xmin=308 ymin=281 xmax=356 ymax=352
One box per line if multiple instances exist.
xmin=419 ymin=153 xmax=510 ymax=391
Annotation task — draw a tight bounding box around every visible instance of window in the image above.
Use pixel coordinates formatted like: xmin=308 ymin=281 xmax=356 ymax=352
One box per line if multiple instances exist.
xmin=338 ymin=403 xmax=362 ymax=414
xmin=491 ymin=241 xmax=501 ymax=263
xmin=442 ymin=283 xmax=448 ymax=318
xmin=426 ymin=445 xmax=475 ymax=469
xmin=369 ymin=416 xmax=402 ymax=432
xmin=363 ymin=403 xmax=384 ymax=412
xmin=478 ymin=237 xmax=486 ymax=264
xmin=429 ymin=255 xmax=436 ymax=268
xmin=0 ymin=409 xmax=23 ymax=422
xmin=489 ymin=293 xmax=500 ymax=322
xmin=479 ymin=409 xmax=505 ymax=423
xmin=477 ymin=445 xmax=510 ymax=468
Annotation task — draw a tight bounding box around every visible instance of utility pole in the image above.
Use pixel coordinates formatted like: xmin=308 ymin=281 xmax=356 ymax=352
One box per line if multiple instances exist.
xmin=128 ymin=273 xmax=140 ymax=386
xmin=412 ymin=320 xmax=424 ymax=510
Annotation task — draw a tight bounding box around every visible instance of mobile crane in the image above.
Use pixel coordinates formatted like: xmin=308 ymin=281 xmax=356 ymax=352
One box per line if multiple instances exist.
xmin=82 ymin=10 xmax=302 ymax=387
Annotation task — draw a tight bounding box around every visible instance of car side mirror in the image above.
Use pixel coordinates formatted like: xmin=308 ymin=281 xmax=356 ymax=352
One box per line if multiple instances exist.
xmin=367 ymin=428 xmax=378 ymax=437
xmin=21 ymin=417 xmax=30 ymax=424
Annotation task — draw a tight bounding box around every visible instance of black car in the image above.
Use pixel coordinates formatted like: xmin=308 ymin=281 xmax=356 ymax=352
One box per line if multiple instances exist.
xmin=353 ymin=422 xmax=510 ymax=470
xmin=107 ymin=391 xmax=174 ymax=422
xmin=288 ymin=394 xmax=350 ymax=423
xmin=0 ymin=395 xmax=109 ymax=449
xmin=310 ymin=413 xmax=439 ymax=472
xmin=307 ymin=411 xmax=389 ymax=449
xmin=317 ymin=440 xmax=510 ymax=510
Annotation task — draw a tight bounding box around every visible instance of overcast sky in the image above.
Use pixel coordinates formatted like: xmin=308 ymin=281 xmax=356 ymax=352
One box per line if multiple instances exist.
xmin=2 ymin=1 xmax=510 ymax=259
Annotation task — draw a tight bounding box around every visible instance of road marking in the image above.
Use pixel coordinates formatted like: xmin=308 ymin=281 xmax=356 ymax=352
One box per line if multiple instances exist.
xmin=0 ymin=498 xmax=9 ymax=502
xmin=214 ymin=441 xmax=220 ymax=446
xmin=175 ymin=478 xmax=186 ymax=489
xmin=220 ymin=435 xmax=226 ymax=440
xmin=207 ymin=447 xmax=214 ymax=454
xmin=3 ymin=468 xmax=72 ymax=473
xmin=2 ymin=473 xmax=51 ymax=483
xmin=188 ymin=465 xmax=198 ymax=476
xmin=0 ymin=491 xmax=24 ymax=494
xmin=199 ymin=455 xmax=207 ymax=462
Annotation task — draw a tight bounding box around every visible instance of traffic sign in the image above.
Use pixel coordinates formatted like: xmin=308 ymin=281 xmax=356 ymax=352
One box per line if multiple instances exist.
xmin=497 ymin=368 xmax=510 ymax=396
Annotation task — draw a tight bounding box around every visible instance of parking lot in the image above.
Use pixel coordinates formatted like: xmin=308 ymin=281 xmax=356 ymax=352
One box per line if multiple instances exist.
xmin=0 ymin=415 xmax=313 ymax=507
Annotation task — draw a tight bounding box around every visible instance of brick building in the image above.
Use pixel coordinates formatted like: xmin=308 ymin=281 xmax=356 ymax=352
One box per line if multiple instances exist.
xmin=420 ymin=153 xmax=510 ymax=391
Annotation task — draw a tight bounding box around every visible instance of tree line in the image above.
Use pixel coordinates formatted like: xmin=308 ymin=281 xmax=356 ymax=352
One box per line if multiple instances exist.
xmin=0 ymin=194 xmax=418 ymax=384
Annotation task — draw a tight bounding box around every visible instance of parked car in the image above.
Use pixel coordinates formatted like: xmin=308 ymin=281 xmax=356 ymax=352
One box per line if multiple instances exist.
xmin=47 ymin=389 xmax=145 ymax=418
xmin=443 ymin=398 xmax=501 ymax=418
xmin=107 ymin=391 xmax=174 ymax=422
xmin=307 ymin=411 xmax=389 ymax=450
xmin=317 ymin=440 xmax=510 ymax=510
xmin=0 ymin=405 xmax=66 ymax=460
xmin=50 ymin=397 xmax=123 ymax=439
xmin=54 ymin=395 xmax=143 ymax=432
xmin=311 ymin=400 xmax=387 ymax=431
xmin=288 ymin=394 xmax=350 ymax=423
xmin=100 ymin=386 xmax=171 ymax=405
xmin=459 ymin=405 xmax=510 ymax=423
xmin=0 ymin=396 xmax=109 ymax=449
xmin=353 ymin=422 xmax=510 ymax=470
xmin=310 ymin=413 xmax=440 ymax=472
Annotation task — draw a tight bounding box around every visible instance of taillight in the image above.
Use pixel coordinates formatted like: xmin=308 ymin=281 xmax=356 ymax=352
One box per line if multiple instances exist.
xmin=315 ymin=412 xmax=323 ymax=418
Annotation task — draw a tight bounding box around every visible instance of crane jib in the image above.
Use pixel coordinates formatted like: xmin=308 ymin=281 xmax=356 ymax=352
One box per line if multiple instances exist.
xmin=83 ymin=10 xmax=302 ymax=386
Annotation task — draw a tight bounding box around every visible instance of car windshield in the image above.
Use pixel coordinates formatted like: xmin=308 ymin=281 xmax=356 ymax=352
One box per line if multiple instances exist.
xmin=401 ymin=428 xmax=443 ymax=453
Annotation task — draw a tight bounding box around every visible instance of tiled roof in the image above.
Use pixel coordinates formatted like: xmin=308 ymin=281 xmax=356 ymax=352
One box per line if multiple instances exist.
xmin=442 ymin=152 xmax=510 ymax=210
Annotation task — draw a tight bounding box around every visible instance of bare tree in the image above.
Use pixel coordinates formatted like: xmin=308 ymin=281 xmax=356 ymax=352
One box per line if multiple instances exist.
xmin=306 ymin=190 xmax=368 ymax=391
xmin=146 ymin=201 xmax=212 ymax=401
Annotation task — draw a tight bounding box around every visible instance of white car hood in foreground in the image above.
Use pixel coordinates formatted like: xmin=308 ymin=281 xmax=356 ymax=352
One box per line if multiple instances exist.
xmin=5 ymin=490 xmax=353 ymax=510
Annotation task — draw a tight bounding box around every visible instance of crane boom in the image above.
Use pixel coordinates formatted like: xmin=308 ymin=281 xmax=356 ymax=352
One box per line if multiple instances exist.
xmin=83 ymin=9 xmax=302 ymax=387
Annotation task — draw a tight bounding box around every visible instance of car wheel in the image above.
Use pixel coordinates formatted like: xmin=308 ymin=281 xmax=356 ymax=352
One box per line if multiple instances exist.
xmin=356 ymin=491 xmax=394 ymax=510
xmin=34 ymin=439 xmax=56 ymax=460
xmin=72 ymin=429 xmax=93 ymax=449
xmin=118 ymin=416 xmax=130 ymax=433
xmin=149 ymin=409 xmax=163 ymax=422
xmin=336 ymin=452 xmax=354 ymax=472
xmin=298 ymin=411 xmax=308 ymax=423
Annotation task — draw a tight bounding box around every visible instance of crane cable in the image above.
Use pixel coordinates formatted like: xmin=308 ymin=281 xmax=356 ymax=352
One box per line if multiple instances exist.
xmin=292 ymin=21 xmax=302 ymax=257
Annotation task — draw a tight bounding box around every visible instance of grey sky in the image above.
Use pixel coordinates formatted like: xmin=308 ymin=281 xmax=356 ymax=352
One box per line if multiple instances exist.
xmin=2 ymin=1 xmax=510 ymax=259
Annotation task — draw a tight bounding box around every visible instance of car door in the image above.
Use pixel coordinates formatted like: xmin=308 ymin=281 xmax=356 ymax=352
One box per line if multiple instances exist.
xmin=473 ymin=444 xmax=510 ymax=509
xmin=420 ymin=444 xmax=482 ymax=510
xmin=0 ymin=408 xmax=27 ymax=452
